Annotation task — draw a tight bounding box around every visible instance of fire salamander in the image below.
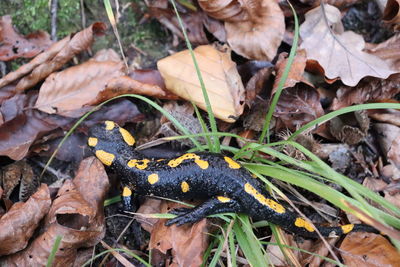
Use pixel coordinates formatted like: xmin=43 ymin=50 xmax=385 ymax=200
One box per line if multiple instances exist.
xmin=88 ymin=121 xmax=377 ymax=238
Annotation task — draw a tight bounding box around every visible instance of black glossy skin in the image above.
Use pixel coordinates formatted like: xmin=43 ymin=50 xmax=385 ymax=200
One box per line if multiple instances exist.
xmin=88 ymin=121 xmax=377 ymax=238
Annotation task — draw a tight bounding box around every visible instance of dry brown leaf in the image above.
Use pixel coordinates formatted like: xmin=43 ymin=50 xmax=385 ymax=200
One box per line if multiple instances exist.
xmin=272 ymin=49 xmax=312 ymax=95
xmin=34 ymin=60 xmax=167 ymax=117
xmin=383 ymin=0 xmax=400 ymax=26
xmin=149 ymin=201 xmax=208 ymax=267
xmin=365 ymin=33 xmax=400 ymax=70
xmin=274 ymin=85 xmax=324 ymax=131
xmin=0 ymin=184 xmax=51 ymax=256
xmin=0 ymin=92 xmax=73 ymax=160
xmin=330 ymin=75 xmax=400 ymax=110
xmin=300 ymin=4 xmax=396 ymax=86
xmin=0 ymin=15 xmax=52 ymax=61
xmin=199 ymin=0 xmax=284 ymax=61
xmin=157 ymin=45 xmax=245 ymax=122
xmin=2 ymin=157 xmax=109 ymax=266
xmin=299 ymin=0 xmax=360 ymax=8
xmin=0 ymin=22 xmax=106 ymax=92
xmin=340 ymin=232 xmax=400 ymax=267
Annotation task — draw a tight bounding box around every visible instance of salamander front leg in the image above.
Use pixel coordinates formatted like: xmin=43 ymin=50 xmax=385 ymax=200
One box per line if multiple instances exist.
xmin=165 ymin=196 xmax=242 ymax=226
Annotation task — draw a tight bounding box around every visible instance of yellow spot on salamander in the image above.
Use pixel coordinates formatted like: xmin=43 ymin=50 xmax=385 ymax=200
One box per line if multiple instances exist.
xmin=148 ymin=173 xmax=159 ymax=184
xmin=244 ymin=183 xmax=285 ymax=213
xmin=119 ymin=127 xmax=135 ymax=146
xmin=122 ymin=187 xmax=132 ymax=197
xmin=341 ymin=224 xmax=354 ymax=234
xmin=195 ymin=159 xmax=209 ymax=169
xmin=181 ymin=181 xmax=190 ymax=193
xmin=251 ymin=173 xmax=258 ymax=179
xmin=128 ymin=159 xmax=150 ymax=170
xmin=224 ymin=156 xmax=241 ymax=169
xmin=105 ymin=121 xmax=115 ymax=130
xmin=168 ymin=153 xmax=208 ymax=169
xmin=217 ymin=196 xmax=231 ymax=203
xmin=88 ymin=137 xmax=98 ymax=147
xmin=294 ymin=217 xmax=315 ymax=232
xmin=156 ymin=159 xmax=165 ymax=162
xmin=95 ymin=150 xmax=115 ymax=166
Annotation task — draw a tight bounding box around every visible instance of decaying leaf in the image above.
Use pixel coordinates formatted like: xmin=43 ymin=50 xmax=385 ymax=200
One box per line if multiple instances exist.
xmin=383 ymin=0 xmax=400 ymax=26
xmin=374 ymin=123 xmax=400 ymax=168
xmin=368 ymin=109 xmax=400 ymax=127
xmin=274 ymin=85 xmax=324 ymax=131
xmin=0 ymin=15 xmax=52 ymax=61
xmin=331 ymin=75 xmax=400 ymax=110
xmin=148 ymin=202 xmax=209 ymax=267
xmin=157 ymin=45 xmax=245 ymax=122
xmin=0 ymin=160 xmax=39 ymax=202
xmin=199 ymin=0 xmax=285 ymax=61
xmin=300 ymin=4 xmax=396 ymax=86
xmin=0 ymin=92 xmax=72 ymax=160
xmin=329 ymin=110 xmax=370 ymax=145
xmin=340 ymin=232 xmax=400 ymax=266
xmin=2 ymin=157 xmax=109 ymax=266
xmin=0 ymin=22 xmax=106 ymax=93
xmin=0 ymin=184 xmax=51 ymax=256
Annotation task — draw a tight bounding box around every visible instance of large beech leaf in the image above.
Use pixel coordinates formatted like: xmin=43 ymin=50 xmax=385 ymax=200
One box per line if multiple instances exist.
xmin=300 ymin=4 xmax=396 ymax=86
xmin=157 ymin=45 xmax=245 ymax=123
xmin=199 ymin=0 xmax=284 ymax=61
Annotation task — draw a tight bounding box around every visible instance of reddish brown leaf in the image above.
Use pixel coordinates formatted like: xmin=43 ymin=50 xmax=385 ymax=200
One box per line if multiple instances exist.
xmin=272 ymin=50 xmax=312 ymax=95
xmin=331 ymin=75 xmax=400 ymax=110
xmin=0 ymin=184 xmax=51 ymax=256
xmin=383 ymin=0 xmax=400 ymax=26
xmin=199 ymin=0 xmax=285 ymax=61
xmin=300 ymin=4 xmax=396 ymax=86
xmin=149 ymin=7 xmax=209 ymax=44
xmin=0 ymin=92 xmax=72 ymax=160
xmin=2 ymin=157 xmax=109 ymax=266
xmin=340 ymin=232 xmax=400 ymax=266
xmin=148 ymin=202 xmax=209 ymax=267
xmin=0 ymin=15 xmax=52 ymax=61
xmin=274 ymin=85 xmax=324 ymax=131
xmin=0 ymin=22 xmax=106 ymax=93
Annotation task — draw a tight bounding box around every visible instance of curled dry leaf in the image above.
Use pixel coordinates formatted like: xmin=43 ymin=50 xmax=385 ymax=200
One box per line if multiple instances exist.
xmin=340 ymin=232 xmax=400 ymax=266
xmin=274 ymin=85 xmax=324 ymax=131
xmin=364 ymin=33 xmax=400 ymax=70
xmin=157 ymin=45 xmax=245 ymax=122
xmin=149 ymin=201 xmax=208 ymax=267
xmin=300 ymin=4 xmax=396 ymax=86
xmin=0 ymin=22 xmax=106 ymax=93
xmin=34 ymin=60 xmax=167 ymax=117
xmin=2 ymin=157 xmax=109 ymax=266
xmin=0 ymin=184 xmax=51 ymax=256
xmin=383 ymin=0 xmax=400 ymax=26
xmin=199 ymin=0 xmax=284 ymax=61
xmin=0 ymin=15 xmax=52 ymax=61
xmin=272 ymin=50 xmax=311 ymax=95
xmin=331 ymin=75 xmax=400 ymax=110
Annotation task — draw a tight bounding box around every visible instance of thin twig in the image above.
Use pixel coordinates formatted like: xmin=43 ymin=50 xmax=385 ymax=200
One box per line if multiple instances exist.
xmin=50 ymin=0 xmax=58 ymax=41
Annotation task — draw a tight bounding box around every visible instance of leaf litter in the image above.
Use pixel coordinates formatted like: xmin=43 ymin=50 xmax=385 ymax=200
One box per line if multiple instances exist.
xmin=0 ymin=0 xmax=400 ymax=266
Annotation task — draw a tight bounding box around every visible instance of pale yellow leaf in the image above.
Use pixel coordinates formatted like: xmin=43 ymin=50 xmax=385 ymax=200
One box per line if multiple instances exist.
xmin=157 ymin=45 xmax=245 ymax=123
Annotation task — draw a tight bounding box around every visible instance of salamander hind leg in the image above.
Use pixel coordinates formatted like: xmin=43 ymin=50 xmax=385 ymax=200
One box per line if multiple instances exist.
xmin=165 ymin=196 xmax=242 ymax=226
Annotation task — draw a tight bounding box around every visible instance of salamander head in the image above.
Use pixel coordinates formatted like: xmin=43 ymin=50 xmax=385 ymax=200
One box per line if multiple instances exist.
xmin=88 ymin=121 xmax=136 ymax=167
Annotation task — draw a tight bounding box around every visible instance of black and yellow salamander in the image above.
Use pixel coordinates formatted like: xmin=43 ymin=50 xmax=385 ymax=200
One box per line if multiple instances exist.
xmin=88 ymin=121 xmax=377 ymax=238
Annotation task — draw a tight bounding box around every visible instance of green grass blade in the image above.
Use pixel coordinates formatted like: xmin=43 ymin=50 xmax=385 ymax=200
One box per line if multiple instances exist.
xmin=169 ymin=0 xmax=220 ymax=152
xmin=258 ymin=1 xmax=299 ymax=144
xmin=289 ymin=103 xmax=400 ymax=140
xmin=46 ymin=235 xmax=62 ymax=267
